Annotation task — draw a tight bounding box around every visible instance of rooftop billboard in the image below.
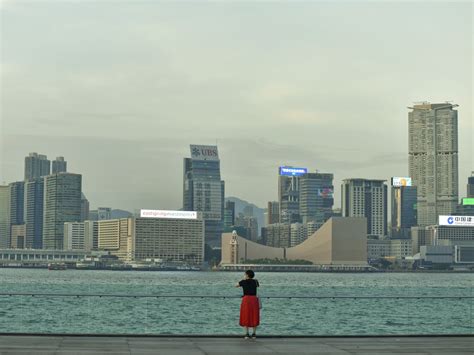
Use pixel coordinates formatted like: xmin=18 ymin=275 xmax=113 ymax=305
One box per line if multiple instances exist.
xmin=462 ymin=198 xmax=474 ymax=206
xmin=279 ymin=166 xmax=307 ymax=177
xmin=190 ymin=145 xmax=219 ymax=161
xmin=140 ymin=210 xmax=198 ymax=220
xmin=439 ymin=215 xmax=474 ymax=227
xmin=391 ymin=177 xmax=412 ymax=187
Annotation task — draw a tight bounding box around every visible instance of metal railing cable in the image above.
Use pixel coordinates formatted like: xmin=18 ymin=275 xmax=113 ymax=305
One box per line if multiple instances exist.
xmin=0 ymin=293 xmax=472 ymax=299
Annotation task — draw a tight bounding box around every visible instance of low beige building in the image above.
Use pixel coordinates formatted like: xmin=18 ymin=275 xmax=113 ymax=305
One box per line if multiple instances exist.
xmin=98 ymin=216 xmax=204 ymax=264
xmin=98 ymin=218 xmax=132 ymax=261
xmin=132 ymin=217 xmax=204 ymax=264
xmin=222 ymin=217 xmax=367 ymax=266
xmin=367 ymin=239 xmax=391 ymax=260
xmin=390 ymin=239 xmax=412 ymax=259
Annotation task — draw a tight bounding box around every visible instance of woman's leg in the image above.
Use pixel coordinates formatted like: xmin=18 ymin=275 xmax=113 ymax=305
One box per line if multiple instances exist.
xmin=244 ymin=326 xmax=249 ymax=337
xmin=251 ymin=326 xmax=257 ymax=337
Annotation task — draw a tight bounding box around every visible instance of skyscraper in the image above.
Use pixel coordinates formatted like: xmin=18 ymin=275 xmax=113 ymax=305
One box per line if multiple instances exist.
xmin=84 ymin=220 xmax=98 ymax=251
xmin=80 ymin=193 xmax=90 ymax=222
xmin=390 ymin=178 xmax=417 ymax=239
xmin=261 ymin=223 xmax=291 ymax=248
xmin=25 ymin=177 xmax=45 ymax=249
xmin=468 ymin=172 xmax=474 ymax=198
xmin=408 ymin=102 xmax=459 ymax=226
xmin=24 ymin=152 xmax=50 ymax=181
xmin=267 ymin=201 xmax=280 ymax=225
xmin=97 ymin=207 xmax=112 ymax=220
xmin=455 ymin=174 xmax=474 ymax=216
xmin=183 ymin=145 xmax=225 ymax=247
xmin=342 ymin=179 xmax=388 ymax=237
xmin=278 ymin=166 xmax=307 ymax=224
xmin=64 ymin=222 xmax=86 ymax=250
xmin=223 ymin=200 xmax=235 ymax=229
xmin=235 ymin=213 xmax=259 ymax=242
xmin=9 ymin=181 xmax=25 ymax=226
xmin=52 ymin=156 xmax=67 ymax=174
xmin=0 ymin=185 xmax=11 ymax=248
xmin=43 ymin=173 xmax=82 ymax=250
xmin=299 ymin=172 xmax=334 ymax=225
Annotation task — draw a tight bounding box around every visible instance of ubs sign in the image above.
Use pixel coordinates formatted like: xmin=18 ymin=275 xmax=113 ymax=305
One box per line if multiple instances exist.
xmin=190 ymin=145 xmax=219 ymax=161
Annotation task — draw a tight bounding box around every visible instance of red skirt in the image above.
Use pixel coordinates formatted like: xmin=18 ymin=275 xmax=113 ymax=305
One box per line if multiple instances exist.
xmin=239 ymin=295 xmax=260 ymax=327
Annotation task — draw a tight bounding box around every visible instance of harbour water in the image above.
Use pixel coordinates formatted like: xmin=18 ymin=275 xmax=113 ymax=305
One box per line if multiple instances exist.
xmin=0 ymin=269 xmax=472 ymax=335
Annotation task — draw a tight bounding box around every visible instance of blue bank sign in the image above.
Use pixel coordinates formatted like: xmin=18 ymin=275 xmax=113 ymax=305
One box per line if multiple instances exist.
xmin=279 ymin=166 xmax=308 ymax=176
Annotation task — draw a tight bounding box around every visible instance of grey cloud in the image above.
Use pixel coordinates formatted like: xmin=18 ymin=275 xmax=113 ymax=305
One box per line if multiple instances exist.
xmin=1 ymin=1 xmax=472 ymax=208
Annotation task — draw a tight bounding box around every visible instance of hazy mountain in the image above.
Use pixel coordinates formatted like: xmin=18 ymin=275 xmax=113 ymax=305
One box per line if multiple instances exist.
xmin=111 ymin=209 xmax=133 ymax=219
xmin=225 ymin=196 xmax=265 ymax=230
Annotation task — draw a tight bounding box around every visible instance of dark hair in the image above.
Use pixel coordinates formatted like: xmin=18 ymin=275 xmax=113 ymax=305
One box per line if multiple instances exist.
xmin=245 ymin=270 xmax=255 ymax=279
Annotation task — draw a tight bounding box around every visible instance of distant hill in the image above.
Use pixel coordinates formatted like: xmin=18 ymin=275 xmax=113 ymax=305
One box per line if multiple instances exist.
xmin=111 ymin=209 xmax=133 ymax=219
xmin=225 ymin=196 xmax=265 ymax=231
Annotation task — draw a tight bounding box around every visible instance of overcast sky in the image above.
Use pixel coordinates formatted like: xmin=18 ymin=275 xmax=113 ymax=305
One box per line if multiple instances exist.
xmin=1 ymin=0 xmax=473 ymax=212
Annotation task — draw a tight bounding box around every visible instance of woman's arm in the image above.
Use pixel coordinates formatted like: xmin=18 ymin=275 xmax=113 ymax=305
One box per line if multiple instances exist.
xmin=235 ymin=280 xmax=242 ymax=288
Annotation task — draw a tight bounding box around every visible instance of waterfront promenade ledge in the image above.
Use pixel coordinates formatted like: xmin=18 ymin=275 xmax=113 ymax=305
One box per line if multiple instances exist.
xmin=0 ymin=335 xmax=472 ymax=355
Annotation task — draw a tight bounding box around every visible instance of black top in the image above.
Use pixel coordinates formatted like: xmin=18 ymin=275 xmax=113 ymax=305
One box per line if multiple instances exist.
xmin=239 ymin=279 xmax=259 ymax=296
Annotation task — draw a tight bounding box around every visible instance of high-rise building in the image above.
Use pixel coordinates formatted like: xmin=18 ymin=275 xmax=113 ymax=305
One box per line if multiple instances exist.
xmin=25 ymin=177 xmax=45 ymax=249
xmin=24 ymin=152 xmax=50 ymax=181
xmin=468 ymin=172 xmax=474 ymax=198
xmin=88 ymin=210 xmax=99 ymax=221
xmin=267 ymin=201 xmax=280 ymax=225
xmin=0 ymin=185 xmax=11 ymax=248
xmin=408 ymin=102 xmax=459 ymax=226
xmin=278 ymin=167 xmax=304 ymax=224
xmin=183 ymin=145 xmax=225 ymax=247
xmin=243 ymin=205 xmax=254 ymax=217
xmin=43 ymin=173 xmax=82 ymax=250
xmin=261 ymin=223 xmax=291 ymax=248
xmin=342 ymin=179 xmax=388 ymax=237
xmin=235 ymin=213 xmax=258 ymax=242
xmin=52 ymin=156 xmax=67 ymax=174
xmin=9 ymin=181 xmax=25 ymax=226
xmin=80 ymin=193 xmax=90 ymax=222
xmin=84 ymin=220 xmax=98 ymax=251
xmin=455 ymin=198 xmax=474 ymax=216
xmin=290 ymin=222 xmax=306 ymax=247
xmin=223 ymin=201 xmax=235 ymax=229
xmin=90 ymin=209 xmax=130 ymax=221
xmin=390 ymin=179 xmax=417 ymax=239
xmin=10 ymin=224 xmax=26 ymax=249
xmin=97 ymin=207 xmax=112 ymax=220
xmin=64 ymin=222 xmax=86 ymax=250
xmin=299 ymin=172 xmax=334 ymax=225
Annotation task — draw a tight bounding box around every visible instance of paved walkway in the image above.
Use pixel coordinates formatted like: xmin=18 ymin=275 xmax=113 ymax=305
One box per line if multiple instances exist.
xmin=0 ymin=335 xmax=472 ymax=355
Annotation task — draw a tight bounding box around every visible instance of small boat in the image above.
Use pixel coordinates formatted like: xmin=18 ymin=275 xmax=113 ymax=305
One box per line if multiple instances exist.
xmin=48 ymin=263 xmax=67 ymax=270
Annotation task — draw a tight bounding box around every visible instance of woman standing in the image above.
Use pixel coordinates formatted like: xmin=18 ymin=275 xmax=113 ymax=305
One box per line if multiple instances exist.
xmin=236 ymin=269 xmax=260 ymax=339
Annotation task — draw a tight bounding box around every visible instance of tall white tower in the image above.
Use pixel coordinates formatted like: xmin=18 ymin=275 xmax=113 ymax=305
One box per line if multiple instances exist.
xmin=408 ymin=102 xmax=459 ymax=226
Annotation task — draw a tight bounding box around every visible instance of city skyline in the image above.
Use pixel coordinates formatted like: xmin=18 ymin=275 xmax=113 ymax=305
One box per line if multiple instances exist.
xmin=1 ymin=1 xmax=472 ymax=212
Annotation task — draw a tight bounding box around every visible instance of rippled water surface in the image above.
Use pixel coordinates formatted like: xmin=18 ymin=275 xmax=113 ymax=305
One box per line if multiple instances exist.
xmin=0 ymin=269 xmax=472 ymax=335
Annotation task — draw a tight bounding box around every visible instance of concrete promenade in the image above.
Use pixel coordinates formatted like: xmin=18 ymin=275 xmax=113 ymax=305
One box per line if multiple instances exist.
xmin=0 ymin=335 xmax=472 ymax=355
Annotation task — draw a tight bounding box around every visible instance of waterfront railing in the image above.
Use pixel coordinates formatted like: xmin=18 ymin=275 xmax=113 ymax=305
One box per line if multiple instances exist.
xmin=0 ymin=293 xmax=472 ymax=336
